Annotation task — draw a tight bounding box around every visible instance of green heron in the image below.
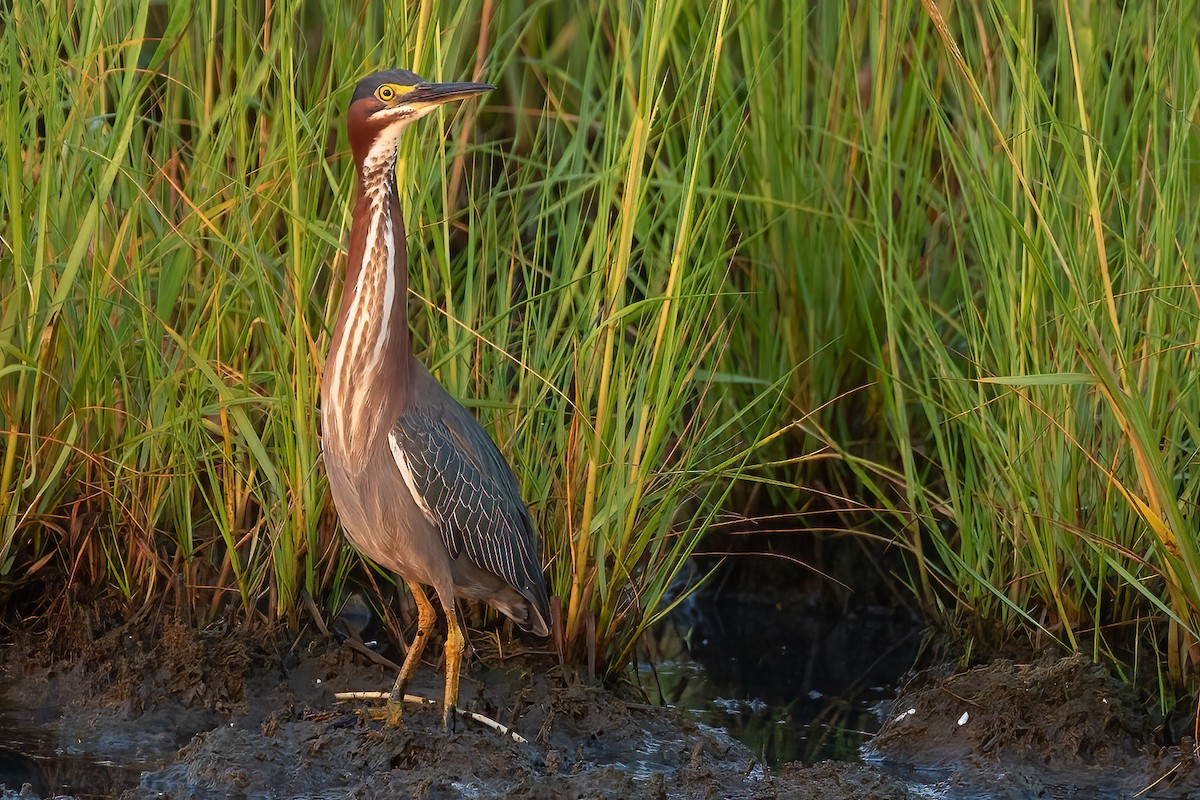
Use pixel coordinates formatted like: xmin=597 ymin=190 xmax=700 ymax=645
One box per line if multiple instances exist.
xmin=321 ymin=69 xmax=551 ymax=730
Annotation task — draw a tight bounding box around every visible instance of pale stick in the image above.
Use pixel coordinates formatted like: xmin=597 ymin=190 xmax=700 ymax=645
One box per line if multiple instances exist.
xmin=333 ymin=691 xmax=528 ymax=743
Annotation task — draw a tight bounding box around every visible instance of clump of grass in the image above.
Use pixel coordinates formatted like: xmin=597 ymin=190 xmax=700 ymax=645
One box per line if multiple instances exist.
xmin=696 ymin=0 xmax=1200 ymax=701
xmin=909 ymin=0 xmax=1200 ymax=688
xmin=738 ymin=0 xmax=1200 ymax=695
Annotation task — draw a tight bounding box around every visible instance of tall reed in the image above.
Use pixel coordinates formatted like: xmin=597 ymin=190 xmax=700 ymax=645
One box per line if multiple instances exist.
xmin=721 ymin=0 xmax=1200 ymax=694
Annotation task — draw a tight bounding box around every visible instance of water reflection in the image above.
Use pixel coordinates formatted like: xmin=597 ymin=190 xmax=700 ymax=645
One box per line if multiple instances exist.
xmin=641 ymin=551 xmax=925 ymax=766
xmin=0 ymin=745 xmax=48 ymax=797
xmin=0 ymin=703 xmax=145 ymax=799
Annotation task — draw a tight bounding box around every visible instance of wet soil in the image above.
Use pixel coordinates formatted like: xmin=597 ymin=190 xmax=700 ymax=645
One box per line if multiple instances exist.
xmin=867 ymin=654 xmax=1200 ymax=798
xmin=0 ymin=616 xmax=913 ymax=799
xmin=1 ymin=613 xmax=1197 ymax=799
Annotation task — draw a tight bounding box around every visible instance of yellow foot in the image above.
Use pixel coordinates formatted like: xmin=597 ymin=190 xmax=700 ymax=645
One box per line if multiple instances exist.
xmin=442 ymin=704 xmax=457 ymax=733
xmin=367 ymin=699 xmax=406 ymax=728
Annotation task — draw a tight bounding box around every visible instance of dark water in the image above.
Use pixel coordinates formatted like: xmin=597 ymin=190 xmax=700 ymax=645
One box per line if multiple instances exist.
xmin=0 ymin=703 xmax=151 ymax=799
xmin=640 ymin=553 xmax=925 ymax=766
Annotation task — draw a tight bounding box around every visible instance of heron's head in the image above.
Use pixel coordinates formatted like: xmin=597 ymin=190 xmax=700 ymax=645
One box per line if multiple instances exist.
xmin=347 ymin=68 xmax=493 ymax=171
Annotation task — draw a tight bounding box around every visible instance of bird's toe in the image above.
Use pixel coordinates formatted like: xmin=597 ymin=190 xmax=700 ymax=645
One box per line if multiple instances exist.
xmin=368 ymin=699 xmax=407 ymax=728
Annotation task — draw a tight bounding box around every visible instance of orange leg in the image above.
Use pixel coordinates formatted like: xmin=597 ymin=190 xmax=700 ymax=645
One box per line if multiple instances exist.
xmin=381 ymin=580 xmax=436 ymax=722
xmin=439 ymin=594 xmax=465 ymax=731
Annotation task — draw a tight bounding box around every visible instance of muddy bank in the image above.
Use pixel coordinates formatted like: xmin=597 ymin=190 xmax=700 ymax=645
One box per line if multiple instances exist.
xmin=868 ymin=654 xmax=1199 ymax=798
xmin=4 ymin=614 xmax=1199 ymax=799
xmin=0 ymin=617 xmax=915 ymax=800
xmin=132 ymin=686 xmax=912 ymax=800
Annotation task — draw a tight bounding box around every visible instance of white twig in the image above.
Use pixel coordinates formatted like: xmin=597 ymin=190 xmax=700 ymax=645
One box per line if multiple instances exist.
xmin=334 ymin=691 xmax=433 ymax=704
xmin=460 ymin=710 xmax=527 ymax=743
xmin=333 ymin=691 xmax=528 ymax=743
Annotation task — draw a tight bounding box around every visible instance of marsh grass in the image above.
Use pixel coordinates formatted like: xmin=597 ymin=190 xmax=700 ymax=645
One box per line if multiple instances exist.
xmin=2 ymin=0 xmax=1199 ymax=699
xmin=907 ymin=1 xmax=1200 ymax=695
xmin=0 ymin=0 xmax=789 ymax=674
xmin=725 ymin=0 xmax=1200 ymax=699
xmin=742 ymin=0 xmax=1199 ymax=698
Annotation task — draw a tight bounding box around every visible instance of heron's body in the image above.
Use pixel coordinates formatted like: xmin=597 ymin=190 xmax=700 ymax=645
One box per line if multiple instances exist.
xmin=320 ymin=69 xmax=549 ymax=728
xmin=323 ymin=360 xmax=547 ymax=628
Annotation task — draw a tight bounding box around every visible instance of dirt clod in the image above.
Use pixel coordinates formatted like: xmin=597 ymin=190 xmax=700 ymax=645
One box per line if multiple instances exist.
xmin=869 ymin=654 xmax=1150 ymax=767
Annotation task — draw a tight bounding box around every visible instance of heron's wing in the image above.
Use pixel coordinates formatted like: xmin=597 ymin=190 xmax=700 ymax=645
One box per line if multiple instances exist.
xmin=388 ymin=407 xmax=548 ymax=616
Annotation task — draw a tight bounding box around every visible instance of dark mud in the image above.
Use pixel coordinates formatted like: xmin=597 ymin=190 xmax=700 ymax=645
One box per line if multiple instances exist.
xmin=0 ymin=617 xmax=914 ymax=799
xmin=3 ymin=614 xmax=1198 ymax=799
xmin=868 ymin=654 xmax=1200 ymax=798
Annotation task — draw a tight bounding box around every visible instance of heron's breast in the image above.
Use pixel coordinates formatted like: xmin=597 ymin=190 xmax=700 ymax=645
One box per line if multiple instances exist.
xmin=324 ymin=439 xmax=446 ymax=584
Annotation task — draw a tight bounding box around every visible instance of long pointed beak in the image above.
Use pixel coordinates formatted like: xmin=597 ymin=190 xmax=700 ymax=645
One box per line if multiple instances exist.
xmin=410 ymin=81 xmax=494 ymax=107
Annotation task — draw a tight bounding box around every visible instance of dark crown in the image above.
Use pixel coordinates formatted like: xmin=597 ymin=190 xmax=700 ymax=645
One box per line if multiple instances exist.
xmin=351 ymin=69 xmax=425 ymax=104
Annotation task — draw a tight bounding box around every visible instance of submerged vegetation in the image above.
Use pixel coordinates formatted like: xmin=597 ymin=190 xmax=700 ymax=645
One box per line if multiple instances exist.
xmin=1 ymin=0 xmax=1198 ymax=703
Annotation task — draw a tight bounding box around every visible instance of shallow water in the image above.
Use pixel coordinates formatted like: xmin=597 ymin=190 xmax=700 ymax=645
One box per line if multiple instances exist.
xmin=641 ymin=594 xmax=923 ymax=766
xmin=0 ymin=702 xmax=153 ymax=799
xmin=640 ymin=549 xmax=926 ymax=766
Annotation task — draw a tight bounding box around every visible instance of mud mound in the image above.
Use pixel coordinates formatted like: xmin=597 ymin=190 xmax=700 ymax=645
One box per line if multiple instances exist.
xmin=868 ymin=654 xmax=1152 ymax=769
xmin=5 ymin=616 xmax=252 ymax=718
xmin=131 ymin=689 xmax=926 ymax=800
xmin=131 ymin=671 xmax=830 ymax=800
xmin=767 ymin=762 xmax=916 ymax=800
xmin=863 ymin=651 xmax=1200 ymax=798
xmin=8 ymin=613 xmax=1198 ymax=799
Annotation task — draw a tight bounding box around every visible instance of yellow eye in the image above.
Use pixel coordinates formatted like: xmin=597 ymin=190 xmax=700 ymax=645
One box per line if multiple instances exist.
xmin=376 ymin=84 xmax=396 ymax=102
